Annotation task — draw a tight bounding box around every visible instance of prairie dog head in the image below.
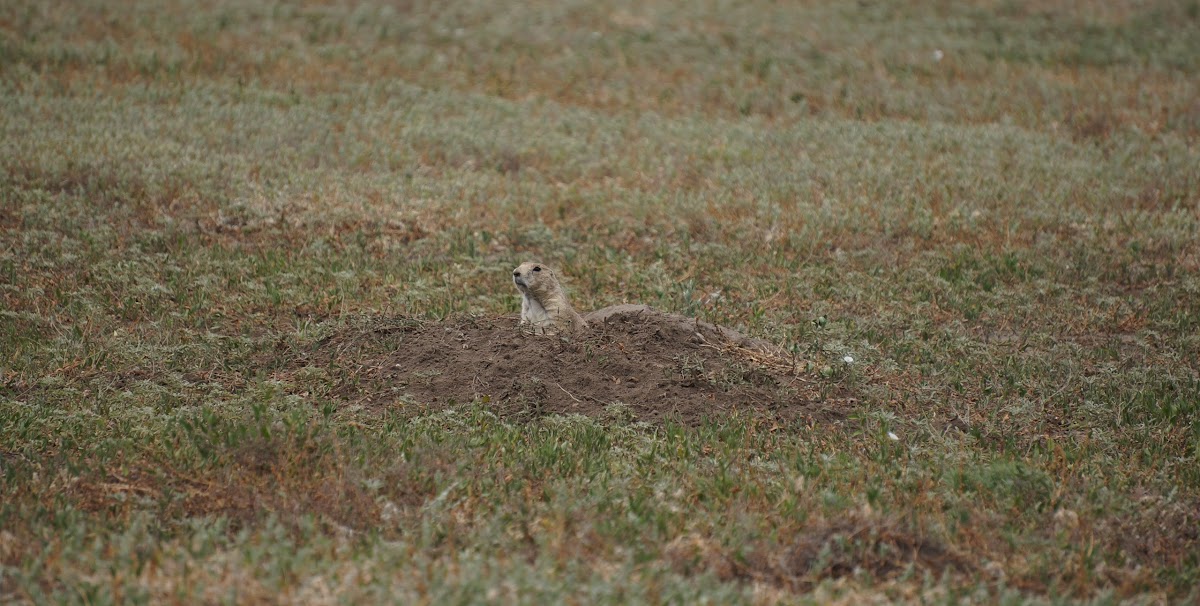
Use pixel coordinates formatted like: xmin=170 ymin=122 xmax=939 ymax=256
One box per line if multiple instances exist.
xmin=512 ymin=261 xmax=586 ymax=333
xmin=512 ymin=261 xmax=562 ymax=301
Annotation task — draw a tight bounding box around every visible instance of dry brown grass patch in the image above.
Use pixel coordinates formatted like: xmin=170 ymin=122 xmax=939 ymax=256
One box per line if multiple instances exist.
xmin=666 ymin=509 xmax=971 ymax=593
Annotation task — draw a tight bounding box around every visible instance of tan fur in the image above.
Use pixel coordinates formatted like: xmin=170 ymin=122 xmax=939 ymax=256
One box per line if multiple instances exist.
xmin=511 ymin=262 xmax=587 ymax=335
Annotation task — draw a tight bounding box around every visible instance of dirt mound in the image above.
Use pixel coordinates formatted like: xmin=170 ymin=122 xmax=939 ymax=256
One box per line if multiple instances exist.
xmin=303 ymin=307 xmax=848 ymax=427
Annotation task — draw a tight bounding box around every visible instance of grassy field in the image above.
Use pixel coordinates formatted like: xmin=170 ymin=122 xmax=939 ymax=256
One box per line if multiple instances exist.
xmin=2 ymin=0 xmax=1199 ymax=602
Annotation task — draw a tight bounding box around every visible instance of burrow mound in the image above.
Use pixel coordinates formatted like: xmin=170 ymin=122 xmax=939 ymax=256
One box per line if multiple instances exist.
xmin=302 ymin=305 xmax=850 ymax=427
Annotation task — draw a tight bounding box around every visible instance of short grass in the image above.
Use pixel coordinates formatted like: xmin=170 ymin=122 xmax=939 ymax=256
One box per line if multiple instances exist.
xmin=3 ymin=0 xmax=1199 ymax=602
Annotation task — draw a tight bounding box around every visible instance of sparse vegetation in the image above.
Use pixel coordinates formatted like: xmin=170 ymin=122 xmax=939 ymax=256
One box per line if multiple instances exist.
xmin=2 ymin=0 xmax=1199 ymax=602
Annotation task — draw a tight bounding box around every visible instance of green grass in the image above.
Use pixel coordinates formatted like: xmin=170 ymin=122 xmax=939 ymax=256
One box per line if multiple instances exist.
xmin=3 ymin=0 xmax=1199 ymax=602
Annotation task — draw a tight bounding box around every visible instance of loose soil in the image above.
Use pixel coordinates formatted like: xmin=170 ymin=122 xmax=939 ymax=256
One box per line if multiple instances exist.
xmin=300 ymin=305 xmax=850 ymax=427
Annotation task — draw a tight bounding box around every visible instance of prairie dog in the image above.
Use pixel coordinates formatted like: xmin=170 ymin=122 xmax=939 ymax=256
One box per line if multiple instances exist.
xmin=511 ymin=262 xmax=587 ymax=335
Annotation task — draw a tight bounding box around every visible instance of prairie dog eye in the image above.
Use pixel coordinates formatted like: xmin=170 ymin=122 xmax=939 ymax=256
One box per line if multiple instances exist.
xmin=533 ymin=266 xmax=542 ymax=272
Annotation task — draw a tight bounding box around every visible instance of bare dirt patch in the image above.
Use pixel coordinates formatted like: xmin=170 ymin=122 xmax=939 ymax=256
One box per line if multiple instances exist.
xmin=300 ymin=306 xmax=849 ymax=427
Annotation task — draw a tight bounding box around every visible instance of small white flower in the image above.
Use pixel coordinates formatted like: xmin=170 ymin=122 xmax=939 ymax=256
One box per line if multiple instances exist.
xmin=933 ymin=49 xmax=944 ymax=62
xmin=887 ymin=431 xmax=900 ymax=441
xmin=843 ymin=355 xmax=854 ymax=364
